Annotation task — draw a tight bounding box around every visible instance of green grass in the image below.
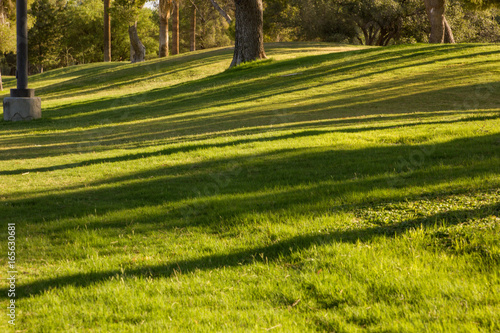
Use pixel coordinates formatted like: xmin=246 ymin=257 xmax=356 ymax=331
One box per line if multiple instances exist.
xmin=0 ymin=42 xmax=499 ymax=332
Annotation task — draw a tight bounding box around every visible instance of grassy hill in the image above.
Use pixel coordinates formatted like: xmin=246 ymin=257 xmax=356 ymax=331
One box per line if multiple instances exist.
xmin=1 ymin=43 xmax=499 ymax=332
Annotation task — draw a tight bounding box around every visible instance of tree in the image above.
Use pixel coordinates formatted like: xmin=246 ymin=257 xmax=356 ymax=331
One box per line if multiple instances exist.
xmin=129 ymin=22 xmax=146 ymax=61
xmin=62 ymin=0 xmax=105 ymax=65
xmin=423 ymin=0 xmax=453 ymax=42
xmin=190 ymin=3 xmax=196 ymax=51
xmin=209 ymin=0 xmax=232 ymax=24
xmin=230 ymin=0 xmax=266 ymax=67
xmin=159 ymin=0 xmax=172 ymax=57
xmin=111 ymin=0 xmax=147 ymax=62
xmin=172 ymin=0 xmax=179 ymax=54
xmin=461 ymin=0 xmax=500 ymax=8
xmin=339 ymin=0 xmax=424 ymax=46
xmin=173 ymin=0 xmax=233 ymax=52
xmin=443 ymin=16 xmax=455 ymax=42
xmin=29 ymin=0 xmax=65 ymax=72
xmin=422 ymin=0 xmax=500 ymax=43
xmin=1 ymin=0 xmax=16 ymax=89
xmin=104 ymin=0 xmax=111 ymax=61
xmin=0 ymin=0 xmax=5 ymax=25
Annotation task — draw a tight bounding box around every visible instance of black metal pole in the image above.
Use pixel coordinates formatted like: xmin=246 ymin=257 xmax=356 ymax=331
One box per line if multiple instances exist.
xmin=4 ymin=0 xmax=40 ymax=121
xmin=16 ymin=0 xmax=28 ymax=90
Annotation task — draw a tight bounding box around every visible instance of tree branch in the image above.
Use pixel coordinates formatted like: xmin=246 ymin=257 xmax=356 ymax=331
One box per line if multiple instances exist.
xmin=208 ymin=0 xmax=232 ymax=24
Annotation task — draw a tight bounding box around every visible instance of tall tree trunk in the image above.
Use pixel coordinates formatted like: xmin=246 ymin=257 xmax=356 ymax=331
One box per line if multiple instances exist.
xmin=424 ymin=0 xmax=445 ymax=43
xmin=230 ymin=0 xmax=266 ymax=68
xmin=190 ymin=5 xmax=196 ymax=51
xmin=172 ymin=0 xmax=179 ymax=55
xmin=443 ymin=17 xmax=455 ymax=43
xmin=159 ymin=16 xmax=169 ymax=56
xmin=129 ymin=22 xmax=146 ymax=63
xmin=209 ymin=0 xmax=232 ymax=24
xmin=104 ymin=0 xmax=111 ymax=62
xmin=0 ymin=69 xmax=3 ymax=91
xmin=159 ymin=0 xmax=171 ymax=57
xmin=0 ymin=0 xmax=5 ymax=25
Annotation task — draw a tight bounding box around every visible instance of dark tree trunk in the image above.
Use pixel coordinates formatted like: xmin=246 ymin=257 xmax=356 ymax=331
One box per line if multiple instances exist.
xmin=159 ymin=16 xmax=169 ymax=57
xmin=172 ymin=0 xmax=179 ymax=55
xmin=129 ymin=22 xmax=145 ymax=63
xmin=424 ymin=0 xmax=445 ymax=43
xmin=443 ymin=17 xmax=455 ymax=43
xmin=104 ymin=0 xmax=111 ymax=62
xmin=230 ymin=0 xmax=266 ymax=68
xmin=0 ymin=69 xmax=3 ymax=91
xmin=190 ymin=5 xmax=196 ymax=51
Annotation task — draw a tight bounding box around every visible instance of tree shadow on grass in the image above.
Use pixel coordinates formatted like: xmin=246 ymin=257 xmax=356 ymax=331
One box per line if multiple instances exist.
xmin=2 ymin=112 xmax=499 ymax=175
xmin=0 ymin=133 xmax=497 ymax=301
xmin=2 ymin=134 xmax=499 ymax=232
xmin=0 ymin=70 xmax=498 ymax=161
xmin=0 ymin=44 xmax=499 ymax=301
xmin=2 ymin=201 xmax=498 ymax=300
xmin=37 ymin=51 xmax=234 ymax=102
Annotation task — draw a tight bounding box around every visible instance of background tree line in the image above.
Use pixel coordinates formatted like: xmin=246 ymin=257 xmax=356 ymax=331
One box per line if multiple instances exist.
xmin=0 ymin=0 xmax=499 ymax=74
xmin=264 ymin=0 xmax=500 ymax=45
xmin=1 ymin=0 xmax=234 ymax=73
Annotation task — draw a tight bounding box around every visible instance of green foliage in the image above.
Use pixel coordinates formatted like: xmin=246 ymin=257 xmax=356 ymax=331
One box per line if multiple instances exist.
xmin=137 ymin=8 xmax=159 ymax=57
xmin=0 ymin=22 xmax=15 ymax=53
xmin=341 ymin=0 xmax=424 ymax=45
xmin=183 ymin=0 xmax=233 ymax=51
xmin=263 ymin=0 xmax=426 ymax=45
xmin=110 ymin=0 xmax=146 ymax=25
xmin=26 ymin=0 xmax=158 ymax=69
xmin=109 ymin=0 xmax=159 ymax=60
xmin=110 ymin=6 xmax=158 ymax=60
xmin=263 ymin=0 xmax=500 ymax=44
xmin=1 ymin=0 xmax=17 ymax=74
xmin=61 ymin=0 xmax=104 ymax=65
xmin=262 ymin=0 xmax=301 ymax=42
xmin=0 ymin=0 xmax=16 ymax=53
xmin=226 ymin=19 xmax=236 ymax=41
xmin=448 ymin=0 xmax=500 ymax=42
xmin=461 ymin=0 xmax=500 ymax=10
xmin=28 ymin=0 xmax=65 ymax=71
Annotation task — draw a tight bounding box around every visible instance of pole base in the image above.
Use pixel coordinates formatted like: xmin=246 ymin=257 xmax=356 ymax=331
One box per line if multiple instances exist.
xmin=10 ymin=88 xmax=36 ymax=97
xmin=3 ymin=97 xmax=42 ymax=121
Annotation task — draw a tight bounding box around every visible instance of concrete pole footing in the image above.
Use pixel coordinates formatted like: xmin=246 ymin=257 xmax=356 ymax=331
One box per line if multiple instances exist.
xmin=3 ymin=97 xmax=42 ymax=121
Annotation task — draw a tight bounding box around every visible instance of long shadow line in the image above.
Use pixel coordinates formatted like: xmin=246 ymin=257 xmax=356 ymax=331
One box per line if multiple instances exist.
xmin=0 ymin=68 xmax=493 ymax=159
xmin=3 ymin=45 xmax=494 ymax=133
xmin=2 ymin=134 xmax=498 ymax=231
xmin=39 ymin=46 xmax=499 ymax=133
xmin=1 ymin=112 xmax=498 ymax=172
xmin=3 ymin=203 xmax=497 ymax=300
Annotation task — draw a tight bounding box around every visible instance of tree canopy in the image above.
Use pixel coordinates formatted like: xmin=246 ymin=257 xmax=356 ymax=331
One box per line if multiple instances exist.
xmin=462 ymin=0 xmax=500 ymax=9
xmin=0 ymin=0 xmax=499 ymax=73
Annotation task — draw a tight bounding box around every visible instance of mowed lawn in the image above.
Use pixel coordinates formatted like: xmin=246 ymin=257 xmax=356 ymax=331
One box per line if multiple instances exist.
xmin=0 ymin=43 xmax=499 ymax=332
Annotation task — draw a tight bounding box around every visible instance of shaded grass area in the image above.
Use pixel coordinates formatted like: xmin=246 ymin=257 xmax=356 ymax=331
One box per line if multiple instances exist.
xmin=0 ymin=43 xmax=499 ymax=332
